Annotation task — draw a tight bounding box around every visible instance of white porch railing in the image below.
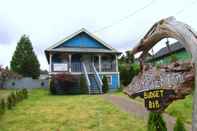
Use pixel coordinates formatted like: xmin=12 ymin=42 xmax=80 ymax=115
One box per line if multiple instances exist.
xmin=92 ymin=63 xmax=103 ymax=94
xmin=71 ymin=62 xmax=82 ymax=72
xmin=82 ymin=62 xmax=91 ymax=94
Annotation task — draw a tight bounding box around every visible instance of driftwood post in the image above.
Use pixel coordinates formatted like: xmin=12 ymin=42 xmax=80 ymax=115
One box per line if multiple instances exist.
xmin=193 ymin=62 xmax=197 ymax=129
xmin=125 ymin=17 xmax=197 ymax=131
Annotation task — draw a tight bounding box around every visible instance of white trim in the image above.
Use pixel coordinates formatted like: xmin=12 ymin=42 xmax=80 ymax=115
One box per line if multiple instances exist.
xmin=99 ymin=72 xmax=119 ymax=75
xmin=49 ymin=53 xmax=52 ymax=72
xmin=45 ymin=28 xmax=118 ymax=52
xmin=117 ymin=74 xmax=120 ymax=88
xmin=99 ymin=55 xmax=101 ymax=72
xmin=68 ymin=54 xmax=72 ymax=72
xmin=49 ymin=71 xmax=119 ymax=75
xmin=115 ymin=55 xmax=118 ymax=72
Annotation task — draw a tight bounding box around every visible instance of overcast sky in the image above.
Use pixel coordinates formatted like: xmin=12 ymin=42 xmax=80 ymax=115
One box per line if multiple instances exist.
xmin=0 ymin=0 xmax=197 ymax=70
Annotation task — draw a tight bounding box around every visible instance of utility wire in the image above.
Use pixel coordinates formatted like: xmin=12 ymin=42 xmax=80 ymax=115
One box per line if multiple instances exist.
xmin=175 ymin=0 xmax=197 ymax=16
xmin=129 ymin=0 xmax=197 ymax=51
xmin=93 ymin=0 xmax=155 ymax=33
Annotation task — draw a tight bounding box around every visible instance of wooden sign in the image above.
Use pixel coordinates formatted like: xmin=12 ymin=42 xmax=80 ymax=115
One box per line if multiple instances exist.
xmin=124 ymin=62 xmax=194 ymax=112
xmin=143 ymin=89 xmax=175 ymax=112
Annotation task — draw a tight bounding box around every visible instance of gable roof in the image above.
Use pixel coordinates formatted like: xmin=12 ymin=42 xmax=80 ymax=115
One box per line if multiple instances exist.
xmin=45 ymin=28 xmax=119 ymax=53
xmin=152 ymin=42 xmax=185 ymax=60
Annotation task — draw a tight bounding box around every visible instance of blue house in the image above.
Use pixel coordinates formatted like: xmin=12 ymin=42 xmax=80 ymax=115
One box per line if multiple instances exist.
xmin=45 ymin=28 xmax=121 ymax=94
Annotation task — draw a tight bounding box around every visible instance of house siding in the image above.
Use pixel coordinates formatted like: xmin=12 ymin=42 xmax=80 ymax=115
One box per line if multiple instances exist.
xmin=56 ymin=33 xmax=108 ymax=49
xmin=46 ymin=29 xmax=121 ymax=94
xmin=100 ymin=73 xmax=119 ymax=91
xmin=154 ymin=50 xmax=191 ymax=65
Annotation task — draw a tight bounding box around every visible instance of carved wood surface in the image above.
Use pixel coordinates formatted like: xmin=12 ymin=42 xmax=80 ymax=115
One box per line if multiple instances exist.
xmin=124 ymin=61 xmax=194 ymax=100
xmin=124 ymin=17 xmax=197 ymax=116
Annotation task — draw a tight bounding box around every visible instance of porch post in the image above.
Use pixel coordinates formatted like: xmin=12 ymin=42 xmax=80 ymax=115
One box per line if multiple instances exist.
xmin=68 ymin=54 xmax=72 ymax=72
xmin=99 ymin=55 xmax=101 ymax=72
xmin=49 ymin=52 xmax=52 ymax=72
xmin=115 ymin=55 xmax=118 ymax=72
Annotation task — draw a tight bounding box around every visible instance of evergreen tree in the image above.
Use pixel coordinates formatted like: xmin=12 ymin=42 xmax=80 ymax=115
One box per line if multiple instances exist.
xmin=174 ymin=117 xmax=186 ymax=131
xmin=148 ymin=112 xmax=167 ymax=131
xmin=102 ymin=75 xmax=109 ymax=93
xmin=10 ymin=35 xmax=40 ymax=79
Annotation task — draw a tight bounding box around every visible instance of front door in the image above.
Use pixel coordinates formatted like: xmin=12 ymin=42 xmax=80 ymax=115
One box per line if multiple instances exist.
xmin=82 ymin=55 xmax=92 ymax=72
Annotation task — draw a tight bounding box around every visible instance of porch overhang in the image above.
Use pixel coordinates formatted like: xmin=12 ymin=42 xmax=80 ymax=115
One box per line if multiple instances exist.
xmin=44 ymin=48 xmax=121 ymax=63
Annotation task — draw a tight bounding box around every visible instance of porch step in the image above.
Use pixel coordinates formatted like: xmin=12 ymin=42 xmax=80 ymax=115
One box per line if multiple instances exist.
xmin=88 ymin=74 xmax=101 ymax=94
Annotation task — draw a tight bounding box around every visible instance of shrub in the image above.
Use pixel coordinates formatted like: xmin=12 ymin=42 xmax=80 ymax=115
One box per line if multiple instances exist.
xmin=174 ymin=117 xmax=186 ymax=131
xmin=80 ymin=75 xmax=88 ymax=94
xmin=119 ymin=63 xmax=140 ymax=86
xmin=116 ymin=85 xmax=123 ymax=92
xmin=7 ymin=95 xmax=13 ymax=110
xmin=16 ymin=90 xmax=23 ymax=102
xmin=0 ymin=99 xmax=6 ymax=116
xmin=49 ymin=79 xmax=56 ymax=95
xmin=22 ymin=89 xmax=28 ymax=99
xmin=148 ymin=112 xmax=167 ymax=131
xmin=10 ymin=92 xmax=17 ymax=106
xmin=170 ymin=54 xmax=178 ymax=63
xmin=102 ymin=75 xmax=109 ymax=93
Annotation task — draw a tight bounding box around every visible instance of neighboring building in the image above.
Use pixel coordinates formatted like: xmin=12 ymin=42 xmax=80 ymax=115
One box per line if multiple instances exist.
xmin=45 ymin=28 xmax=121 ymax=94
xmin=149 ymin=42 xmax=191 ymax=64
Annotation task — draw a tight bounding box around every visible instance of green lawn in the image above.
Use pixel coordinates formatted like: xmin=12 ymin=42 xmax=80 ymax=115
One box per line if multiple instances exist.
xmin=112 ymin=91 xmax=193 ymax=124
xmin=166 ymin=95 xmax=193 ymax=124
xmin=0 ymin=89 xmax=13 ymax=100
xmin=0 ymin=89 xmax=146 ymax=131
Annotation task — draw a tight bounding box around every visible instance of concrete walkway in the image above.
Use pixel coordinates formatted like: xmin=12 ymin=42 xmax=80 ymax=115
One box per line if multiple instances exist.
xmin=102 ymin=95 xmax=191 ymax=131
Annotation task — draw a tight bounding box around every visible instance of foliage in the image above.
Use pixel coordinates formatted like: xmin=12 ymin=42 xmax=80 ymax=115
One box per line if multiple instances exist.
xmin=0 ymin=99 xmax=5 ymax=117
xmin=174 ymin=117 xmax=186 ymax=131
xmin=49 ymin=74 xmax=80 ymax=95
xmin=10 ymin=35 xmax=40 ymax=79
xmin=116 ymin=84 xmax=124 ymax=92
xmin=7 ymin=95 xmax=13 ymax=109
xmin=10 ymin=92 xmax=17 ymax=106
xmin=102 ymin=75 xmax=109 ymax=93
xmin=0 ymin=89 xmax=147 ymax=131
xmin=22 ymin=89 xmax=28 ymax=99
xmin=6 ymin=89 xmax=28 ymax=110
xmin=49 ymin=79 xmax=56 ymax=95
xmin=147 ymin=112 xmax=167 ymax=131
xmin=119 ymin=51 xmax=134 ymax=64
xmin=170 ymin=54 xmax=178 ymax=63
xmin=0 ymin=66 xmax=21 ymax=88
xmin=79 ymin=75 xmax=88 ymax=94
xmin=119 ymin=63 xmax=140 ymax=86
xmin=16 ymin=90 xmax=23 ymax=102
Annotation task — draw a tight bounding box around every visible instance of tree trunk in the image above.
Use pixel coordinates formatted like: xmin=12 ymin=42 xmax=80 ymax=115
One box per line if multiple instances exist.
xmin=192 ymin=62 xmax=197 ymax=130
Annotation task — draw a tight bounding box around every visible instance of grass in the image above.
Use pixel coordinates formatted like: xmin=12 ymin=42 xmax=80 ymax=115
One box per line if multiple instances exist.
xmin=166 ymin=94 xmax=193 ymax=124
xmin=0 ymin=89 xmax=13 ymax=99
xmin=0 ymin=89 xmax=146 ymax=131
